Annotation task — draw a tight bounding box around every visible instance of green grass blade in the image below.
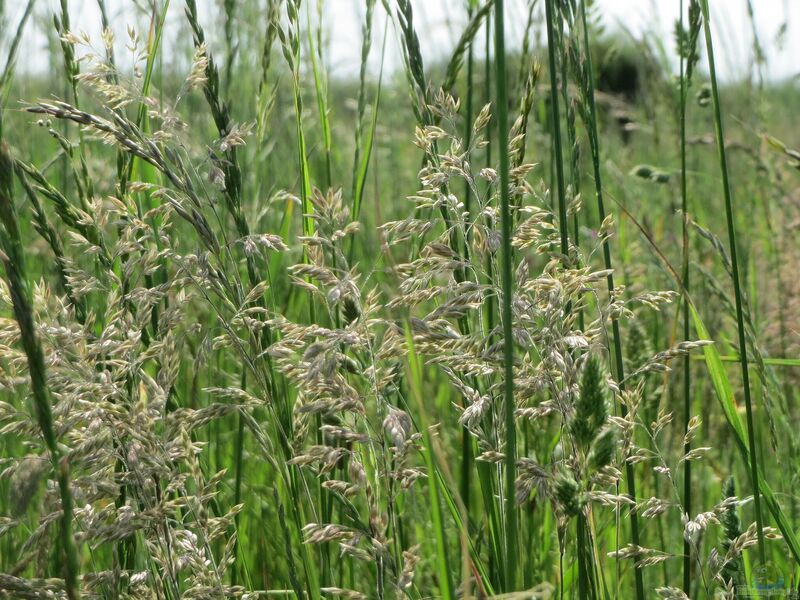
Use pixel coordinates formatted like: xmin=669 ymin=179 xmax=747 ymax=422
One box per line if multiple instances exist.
xmin=405 ymin=326 xmax=456 ymax=599
xmin=699 ymin=0 xmax=766 ymax=564
xmin=306 ymin=4 xmax=332 ymax=189
xmin=351 ymin=17 xmax=387 ymax=226
xmin=690 ymin=304 xmax=800 ymax=562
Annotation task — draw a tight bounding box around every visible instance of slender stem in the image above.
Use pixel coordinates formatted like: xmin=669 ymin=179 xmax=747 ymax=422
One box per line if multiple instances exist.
xmin=545 ymin=0 xmax=569 ymax=259
xmin=699 ymin=0 xmax=766 ymax=565
xmin=493 ymin=0 xmax=517 ymax=590
xmin=232 ymin=370 xmax=247 ymax=588
xmin=482 ymin=10 xmax=496 ymax=353
xmin=461 ymin=0 xmax=477 ymax=518
xmin=678 ymin=0 xmax=693 ymax=592
xmin=577 ymin=4 xmax=645 ymax=599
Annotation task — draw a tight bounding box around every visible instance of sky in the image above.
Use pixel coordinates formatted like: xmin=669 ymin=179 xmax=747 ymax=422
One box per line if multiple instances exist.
xmin=5 ymin=0 xmax=799 ymax=84
xmin=321 ymin=0 xmax=797 ymax=82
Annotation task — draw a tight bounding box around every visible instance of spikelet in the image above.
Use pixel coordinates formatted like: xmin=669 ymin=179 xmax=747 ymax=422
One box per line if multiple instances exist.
xmin=571 ymin=355 xmax=608 ymax=447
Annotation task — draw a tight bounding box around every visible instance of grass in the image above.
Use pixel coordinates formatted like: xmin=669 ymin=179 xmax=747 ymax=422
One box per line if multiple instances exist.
xmin=0 ymin=143 xmax=79 ymax=599
xmin=0 ymin=1 xmax=799 ymax=598
xmin=699 ymin=0 xmax=766 ymax=566
xmin=677 ymin=0 xmax=701 ymax=593
xmin=492 ymin=0 xmax=517 ymax=590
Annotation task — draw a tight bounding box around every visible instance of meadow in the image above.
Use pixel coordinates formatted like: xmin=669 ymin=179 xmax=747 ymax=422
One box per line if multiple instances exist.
xmin=0 ymin=0 xmax=799 ymax=598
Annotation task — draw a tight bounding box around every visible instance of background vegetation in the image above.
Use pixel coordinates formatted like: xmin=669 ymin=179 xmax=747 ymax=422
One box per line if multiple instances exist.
xmin=0 ymin=0 xmax=799 ymax=598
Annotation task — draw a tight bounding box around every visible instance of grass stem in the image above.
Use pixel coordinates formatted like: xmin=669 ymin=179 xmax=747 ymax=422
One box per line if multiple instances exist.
xmin=699 ymin=0 xmax=767 ymax=565
xmin=576 ymin=4 xmax=645 ymax=598
xmin=493 ymin=0 xmax=517 ymax=590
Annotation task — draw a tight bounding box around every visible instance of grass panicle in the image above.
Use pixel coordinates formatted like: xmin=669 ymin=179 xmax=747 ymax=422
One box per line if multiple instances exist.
xmin=0 ymin=2 xmax=797 ymax=598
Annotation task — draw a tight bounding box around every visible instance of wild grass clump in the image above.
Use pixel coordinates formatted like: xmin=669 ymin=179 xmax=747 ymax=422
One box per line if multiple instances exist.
xmin=0 ymin=1 xmax=798 ymax=598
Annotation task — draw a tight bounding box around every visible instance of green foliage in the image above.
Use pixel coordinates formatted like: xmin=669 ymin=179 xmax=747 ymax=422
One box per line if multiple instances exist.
xmin=0 ymin=1 xmax=798 ymax=599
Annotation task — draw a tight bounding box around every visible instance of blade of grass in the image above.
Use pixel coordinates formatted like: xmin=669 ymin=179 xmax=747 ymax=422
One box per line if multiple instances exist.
xmin=690 ymin=304 xmax=800 ymax=563
xmin=351 ymin=30 xmax=384 ymax=220
xmin=278 ymin=0 xmax=314 ymax=240
xmin=404 ymin=325 xmax=455 ymax=600
xmin=306 ymin=2 xmax=332 ymax=189
xmin=677 ymin=0 xmax=698 ymax=592
xmin=602 ymin=175 xmax=800 ymax=567
xmin=690 ymin=355 xmax=800 ymax=367
xmin=699 ymin=0 xmax=766 ymax=565
xmin=350 ymin=0 xmax=377 ymax=222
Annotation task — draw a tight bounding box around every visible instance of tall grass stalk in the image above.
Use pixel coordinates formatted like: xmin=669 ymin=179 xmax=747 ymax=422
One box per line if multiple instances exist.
xmin=231 ymin=371 xmax=247 ymax=588
xmin=0 ymin=144 xmax=80 ymax=599
xmin=576 ymin=3 xmax=645 ymax=599
xmin=481 ymin=5 xmax=496 ymax=348
xmin=55 ymin=0 xmax=94 ymax=211
xmin=350 ymin=0 xmax=377 ymax=222
xmin=222 ymin=0 xmax=237 ymax=97
xmin=461 ymin=0 xmax=478 ymax=519
xmin=698 ymin=0 xmax=766 ymax=565
xmin=281 ymin=0 xmax=314 ymax=242
xmin=119 ymin=0 xmax=169 ymax=196
xmin=307 ymin=3 xmax=333 ymax=190
xmin=120 ymin=0 xmax=170 ymax=344
xmin=405 ymin=328 xmax=456 ymax=599
xmin=185 ymin=0 xmax=282 ymax=376
xmin=680 ymin=28 xmax=693 ymax=600
xmin=544 ymin=0 xmax=569 ymax=259
xmin=677 ymin=0 xmax=700 ymax=591
xmin=493 ymin=0 xmax=517 ymax=590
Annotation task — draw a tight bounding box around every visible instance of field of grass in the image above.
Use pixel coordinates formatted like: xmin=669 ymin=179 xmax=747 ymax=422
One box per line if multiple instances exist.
xmin=1 ymin=1 xmax=799 ymax=598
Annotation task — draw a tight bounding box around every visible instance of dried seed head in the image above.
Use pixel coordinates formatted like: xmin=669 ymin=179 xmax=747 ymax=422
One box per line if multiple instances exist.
xmin=383 ymin=407 xmax=412 ymax=448
xmin=9 ymin=456 xmax=49 ymax=517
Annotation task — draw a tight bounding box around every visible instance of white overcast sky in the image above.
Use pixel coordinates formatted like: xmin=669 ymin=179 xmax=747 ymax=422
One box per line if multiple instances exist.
xmin=5 ymin=0 xmax=799 ymax=83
